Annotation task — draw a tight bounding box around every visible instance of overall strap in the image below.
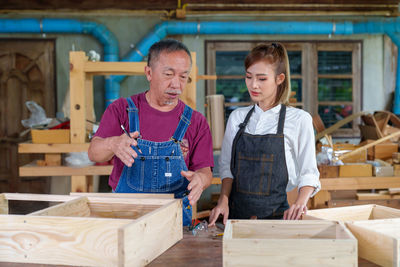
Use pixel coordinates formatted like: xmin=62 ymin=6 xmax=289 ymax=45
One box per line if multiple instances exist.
xmin=276 ymin=104 xmax=286 ymax=134
xmin=238 ymin=105 xmax=255 ymax=133
xmin=126 ymin=97 xmax=140 ymax=133
xmin=171 ymin=105 xmax=193 ymax=142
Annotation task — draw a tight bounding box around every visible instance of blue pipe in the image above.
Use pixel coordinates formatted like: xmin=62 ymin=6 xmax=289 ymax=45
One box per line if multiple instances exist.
xmin=115 ymin=18 xmax=400 ymax=113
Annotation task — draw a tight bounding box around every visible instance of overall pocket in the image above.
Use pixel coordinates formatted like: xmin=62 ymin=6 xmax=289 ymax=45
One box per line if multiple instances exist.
xmin=236 ymin=152 xmax=274 ymax=195
xmin=126 ymin=155 xmax=147 ymax=191
xmin=160 ymin=155 xmax=185 ymax=192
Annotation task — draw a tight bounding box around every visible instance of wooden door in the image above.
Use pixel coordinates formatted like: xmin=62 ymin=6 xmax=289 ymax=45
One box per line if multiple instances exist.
xmin=0 ymin=40 xmax=55 ymax=194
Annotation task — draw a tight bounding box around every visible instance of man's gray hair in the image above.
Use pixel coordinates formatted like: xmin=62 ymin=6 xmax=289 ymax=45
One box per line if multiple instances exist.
xmin=147 ymin=39 xmax=192 ymax=67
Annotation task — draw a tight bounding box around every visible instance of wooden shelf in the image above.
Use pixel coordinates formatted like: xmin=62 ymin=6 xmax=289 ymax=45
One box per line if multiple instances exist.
xmin=18 ymin=143 xmax=90 ymax=153
xmin=320 ymin=177 xmax=400 ymax=190
xmin=19 ymin=163 xmax=112 ymax=176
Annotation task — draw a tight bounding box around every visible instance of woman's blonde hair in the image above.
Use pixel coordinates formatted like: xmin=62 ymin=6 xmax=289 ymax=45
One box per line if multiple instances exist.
xmin=244 ymin=42 xmax=291 ymax=105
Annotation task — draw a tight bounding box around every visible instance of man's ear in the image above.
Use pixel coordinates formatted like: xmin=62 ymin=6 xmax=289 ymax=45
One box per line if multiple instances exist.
xmin=276 ymin=73 xmax=285 ymax=85
xmin=144 ymin=65 xmax=152 ymax=82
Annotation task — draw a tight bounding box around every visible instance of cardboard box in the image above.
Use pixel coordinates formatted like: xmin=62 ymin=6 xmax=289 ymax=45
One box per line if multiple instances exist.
xmin=223 ymin=220 xmax=357 ymax=267
xmin=373 ymin=166 xmax=394 ymax=177
xmin=339 ymin=163 xmax=372 ymax=177
xmin=31 ymin=129 xmax=70 ymax=144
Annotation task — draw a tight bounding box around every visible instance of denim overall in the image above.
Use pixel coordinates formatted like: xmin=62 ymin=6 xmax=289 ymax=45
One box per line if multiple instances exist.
xmin=229 ymin=104 xmax=289 ymax=219
xmin=115 ymin=97 xmax=193 ymax=226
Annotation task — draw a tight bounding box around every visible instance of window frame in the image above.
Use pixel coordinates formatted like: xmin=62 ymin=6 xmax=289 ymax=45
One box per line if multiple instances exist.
xmin=205 ymin=40 xmax=362 ymax=137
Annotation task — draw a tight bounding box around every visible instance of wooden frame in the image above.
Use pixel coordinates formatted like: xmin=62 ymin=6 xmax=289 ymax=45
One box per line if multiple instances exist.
xmin=346 ymin=218 xmax=400 ymax=267
xmin=223 ymin=219 xmax=357 ymax=267
xmin=0 ymin=193 xmax=182 ymax=266
xmin=304 ymin=204 xmax=400 ymax=221
xmin=18 ymin=51 xmax=205 ymax=193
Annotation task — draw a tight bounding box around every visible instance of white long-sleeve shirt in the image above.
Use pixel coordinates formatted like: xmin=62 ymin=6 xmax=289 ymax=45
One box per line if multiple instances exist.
xmin=219 ymin=104 xmax=321 ymax=196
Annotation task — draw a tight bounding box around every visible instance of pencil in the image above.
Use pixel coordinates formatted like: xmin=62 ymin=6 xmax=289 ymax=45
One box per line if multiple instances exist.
xmin=120 ymin=124 xmax=142 ymax=153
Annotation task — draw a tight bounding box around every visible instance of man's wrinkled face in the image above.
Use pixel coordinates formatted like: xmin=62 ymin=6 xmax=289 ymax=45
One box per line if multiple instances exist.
xmin=145 ymin=50 xmax=192 ymax=106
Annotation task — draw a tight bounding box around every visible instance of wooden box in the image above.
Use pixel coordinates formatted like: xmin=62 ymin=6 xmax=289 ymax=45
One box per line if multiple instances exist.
xmin=373 ymin=166 xmax=394 ymax=177
xmin=223 ymin=220 xmax=357 ymax=267
xmin=339 ymin=163 xmax=372 ymax=177
xmin=318 ymin=165 xmax=339 ymax=178
xmin=31 ymin=129 xmax=70 ymax=144
xmin=0 ymin=193 xmax=182 ymax=266
xmin=360 ymin=140 xmax=398 ymax=160
xmin=304 ymin=204 xmax=400 ymax=221
xmin=346 ymin=218 xmax=400 ymax=267
xmin=333 ymin=143 xmax=367 ymax=163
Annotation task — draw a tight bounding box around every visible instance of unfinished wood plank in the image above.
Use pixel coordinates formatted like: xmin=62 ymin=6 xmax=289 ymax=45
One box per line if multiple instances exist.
xmin=371 ymin=205 xmax=400 ymax=219
xmin=223 ymin=220 xmax=357 ymax=267
xmin=337 ymin=131 xmax=400 ymax=162
xmin=181 ymin=52 xmax=196 ymax=109
xmin=70 ymin=51 xmax=87 ymax=144
xmin=3 ymin=193 xmax=77 ymax=202
xmin=84 ymin=61 xmax=147 ymax=75
xmin=357 ymin=193 xmax=391 ymax=200
xmin=346 ymin=219 xmax=400 ymax=267
xmin=29 ymin=197 xmax=90 ymax=217
xmin=18 ymin=143 xmax=90 ymax=153
xmin=19 ymin=164 xmax=112 ymax=176
xmin=88 ymin=202 xmax=161 ymax=219
xmin=320 ymin=177 xmax=400 ymax=190
xmin=304 ymin=205 xmax=374 ymax=221
xmin=120 ymin=199 xmax=182 ymax=266
xmin=0 ymin=194 xmax=8 ymax=214
xmin=389 ymin=188 xmax=400 ymax=195
xmin=0 ymin=215 xmax=129 ymax=266
xmin=44 ymin=153 xmax=61 ymax=166
xmin=70 ymin=192 xmax=174 ymax=199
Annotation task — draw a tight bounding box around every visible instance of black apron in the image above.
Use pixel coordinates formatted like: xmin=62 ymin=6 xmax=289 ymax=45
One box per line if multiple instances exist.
xmin=229 ymin=104 xmax=289 ymax=219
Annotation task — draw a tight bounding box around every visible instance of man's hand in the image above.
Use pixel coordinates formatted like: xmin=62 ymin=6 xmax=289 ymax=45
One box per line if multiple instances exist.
xmin=181 ymin=167 xmax=212 ymax=206
xmin=209 ymin=197 xmax=229 ymax=226
xmin=108 ymin=131 xmax=140 ymax=167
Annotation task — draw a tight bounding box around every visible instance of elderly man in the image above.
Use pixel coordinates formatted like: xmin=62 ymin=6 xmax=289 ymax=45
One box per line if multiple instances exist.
xmin=88 ymin=39 xmax=214 ymax=225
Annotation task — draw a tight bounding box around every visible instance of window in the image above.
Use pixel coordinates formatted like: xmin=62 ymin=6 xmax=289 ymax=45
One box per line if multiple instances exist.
xmin=206 ymin=41 xmax=361 ymax=137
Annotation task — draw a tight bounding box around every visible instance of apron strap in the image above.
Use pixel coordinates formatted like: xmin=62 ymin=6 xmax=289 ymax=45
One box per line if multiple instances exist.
xmin=171 ymin=105 xmax=193 ymax=142
xmin=230 ymin=106 xmax=255 ymax=174
xmin=126 ymin=97 xmax=140 ymax=133
xmin=276 ymin=104 xmax=286 ymax=135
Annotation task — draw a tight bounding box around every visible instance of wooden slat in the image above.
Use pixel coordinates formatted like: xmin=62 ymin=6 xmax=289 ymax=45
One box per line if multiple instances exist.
xmin=0 ymin=215 xmax=129 ymax=266
xmin=19 ymin=164 xmax=112 ymax=176
xmin=29 ymin=196 xmax=90 ymax=217
xmin=70 ymin=192 xmax=174 ymax=199
xmin=181 ymin=52 xmax=197 ymax=109
xmin=88 ymin=202 xmax=161 ymax=219
xmin=0 ymin=194 xmax=8 ymax=214
xmin=3 ymin=193 xmax=77 ymax=202
xmin=18 ymin=143 xmax=90 ymax=153
xmin=84 ymin=61 xmax=147 ymax=75
xmin=120 ymin=199 xmax=182 ymax=266
xmin=321 ymin=177 xmax=400 ymax=190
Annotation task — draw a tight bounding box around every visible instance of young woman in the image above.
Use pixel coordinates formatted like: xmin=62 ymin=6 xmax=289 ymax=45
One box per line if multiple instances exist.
xmin=209 ymin=43 xmax=320 ymax=225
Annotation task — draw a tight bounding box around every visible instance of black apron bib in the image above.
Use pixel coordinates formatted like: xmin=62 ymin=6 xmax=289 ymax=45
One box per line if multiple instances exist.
xmin=229 ymin=104 xmax=289 ymax=219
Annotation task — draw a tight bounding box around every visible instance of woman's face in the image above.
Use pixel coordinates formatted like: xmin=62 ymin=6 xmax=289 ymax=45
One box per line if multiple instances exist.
xmin=245 ymin=60 xmax=284 ymax=111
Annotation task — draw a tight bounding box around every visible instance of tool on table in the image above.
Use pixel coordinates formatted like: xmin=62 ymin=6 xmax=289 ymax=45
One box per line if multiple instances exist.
xmin=120 ymin=124 xmax=142 ymax=153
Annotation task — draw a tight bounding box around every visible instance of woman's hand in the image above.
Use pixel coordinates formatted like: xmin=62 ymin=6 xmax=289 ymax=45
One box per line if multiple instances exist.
xmin=284 ymin=186 xmax=314 ymax=220
xmin=283 ymin=203 xmax=307 ymax=220
xmin=209 ymin=197 xmax=229 ymax=226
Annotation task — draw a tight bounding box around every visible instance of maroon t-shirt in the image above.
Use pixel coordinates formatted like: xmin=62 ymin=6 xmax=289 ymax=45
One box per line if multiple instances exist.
xmin=94 ymin=92 xmax=214 ymax=190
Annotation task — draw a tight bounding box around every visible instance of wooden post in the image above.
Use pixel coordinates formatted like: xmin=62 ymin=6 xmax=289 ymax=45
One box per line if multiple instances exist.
xmin=70 ymin=52 xmax=89 ymax=192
